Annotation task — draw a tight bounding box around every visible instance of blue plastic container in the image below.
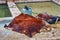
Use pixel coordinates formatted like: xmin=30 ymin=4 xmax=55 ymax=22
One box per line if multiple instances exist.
xmin=22 ymin=6 xmax=32 ymax=15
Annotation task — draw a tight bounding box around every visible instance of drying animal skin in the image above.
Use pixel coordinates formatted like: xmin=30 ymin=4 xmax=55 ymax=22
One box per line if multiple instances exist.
xmin=4 ymin=13 xmax=45 ymax=37
xmin=37 ymin=13 xmax=57 ymax=24
xmin=37 ymin=13 xmax=51 ymax=21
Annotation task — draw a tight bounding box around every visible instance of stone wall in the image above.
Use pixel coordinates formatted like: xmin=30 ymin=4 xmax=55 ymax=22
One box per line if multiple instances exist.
xmin=52 ymin=0 xmax=60 ymax=5
xmin=14 ymin=0 xmax=51 ymax=3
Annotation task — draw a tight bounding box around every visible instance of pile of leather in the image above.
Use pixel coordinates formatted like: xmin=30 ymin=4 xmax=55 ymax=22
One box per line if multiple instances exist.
xmin=4 ymin=13 xmax=46 ymax=37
